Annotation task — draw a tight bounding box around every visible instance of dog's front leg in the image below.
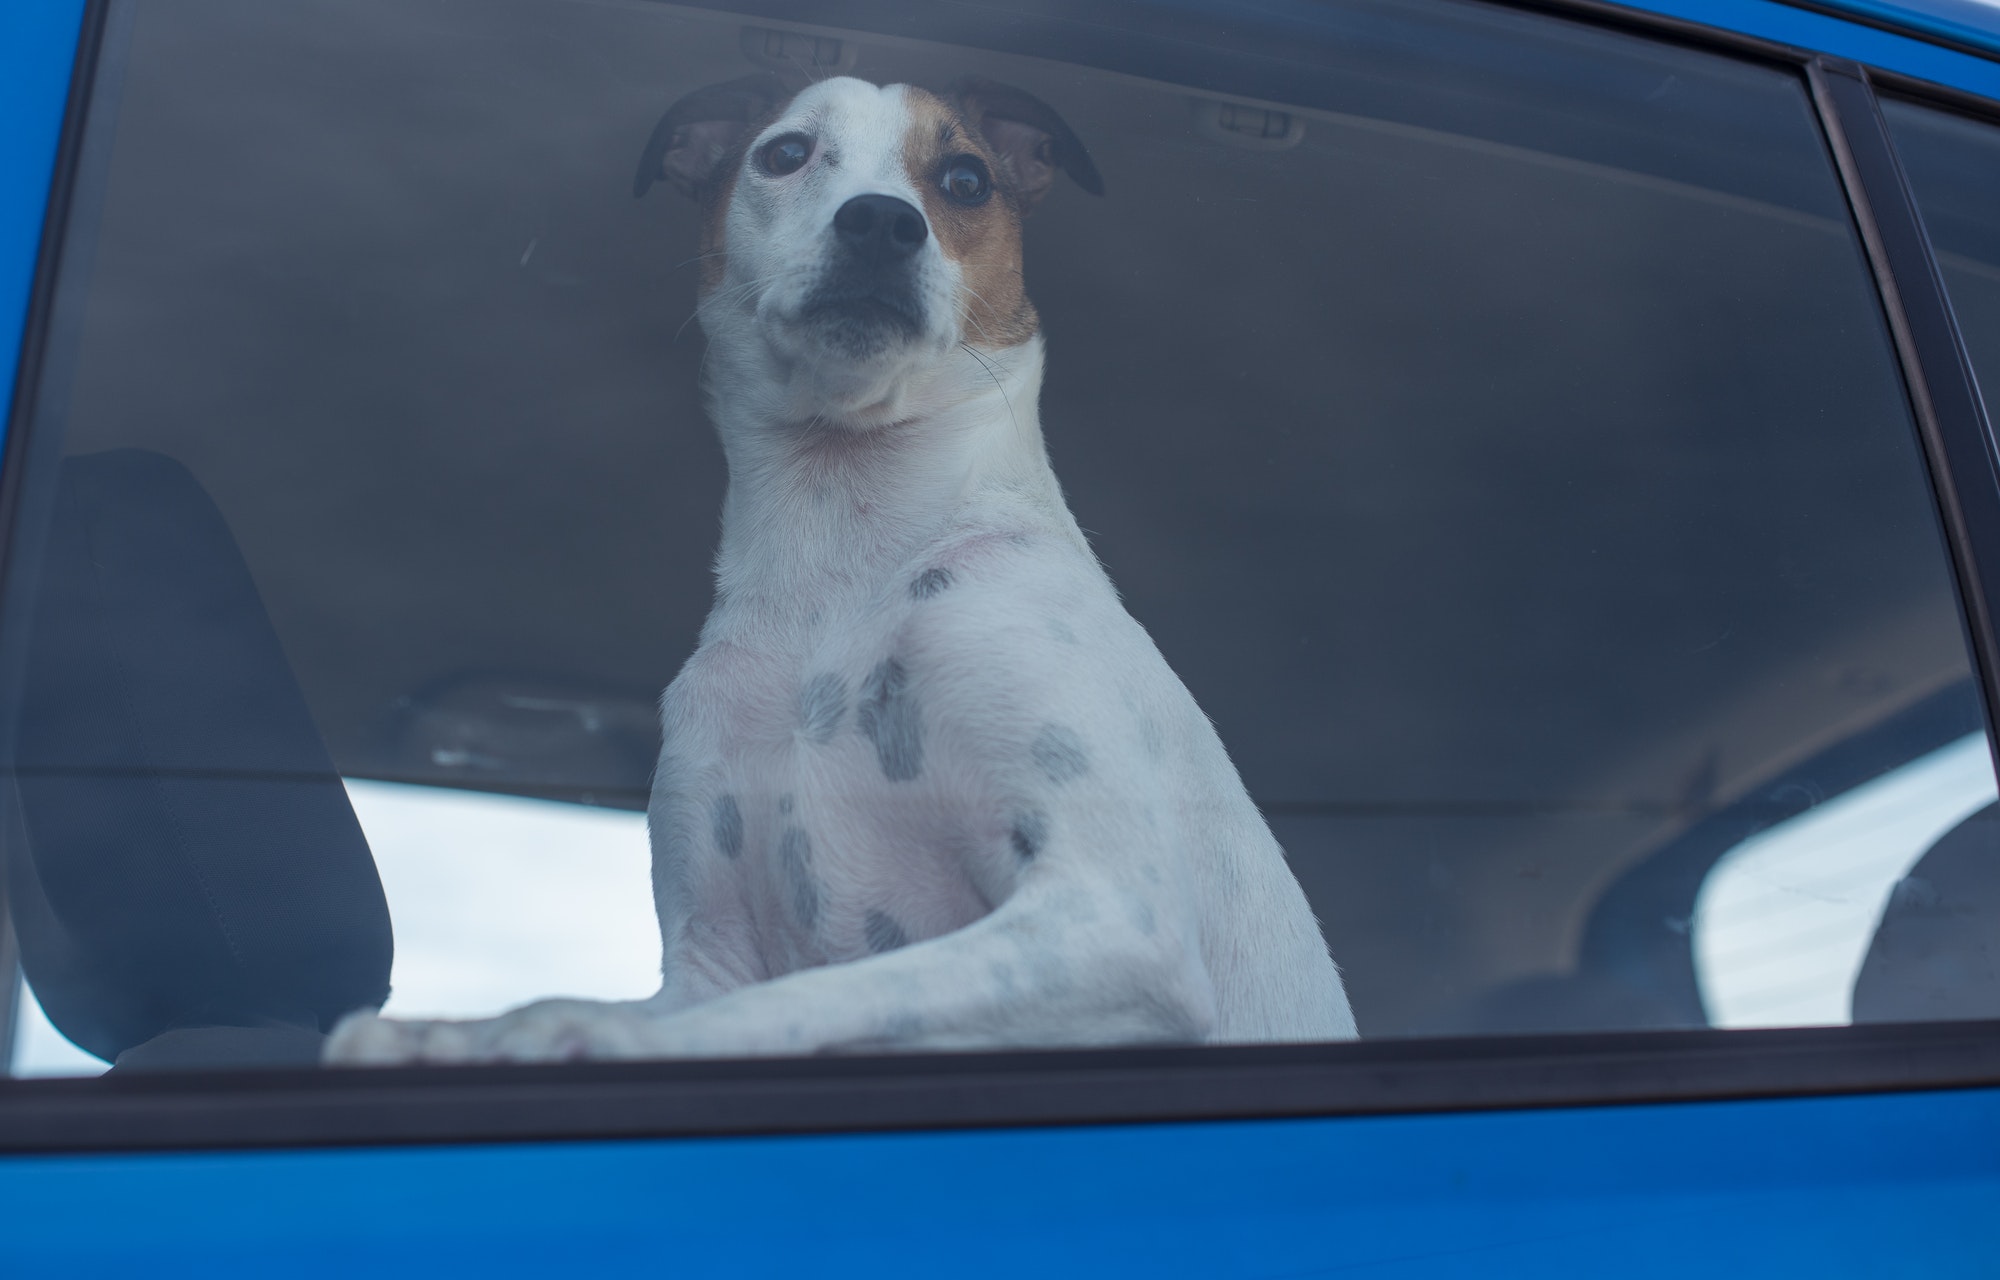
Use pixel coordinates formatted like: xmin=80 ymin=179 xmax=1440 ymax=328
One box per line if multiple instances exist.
xmin=646 ymin=866 xmax=1218 ymax=1057
xmin=327 ymin=860 xmax=1217 ymax=1064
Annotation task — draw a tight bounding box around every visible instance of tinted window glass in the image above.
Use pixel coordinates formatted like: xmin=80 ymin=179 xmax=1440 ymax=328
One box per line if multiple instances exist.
xmin=3 ymin=0 xmax=1988 ymax=1075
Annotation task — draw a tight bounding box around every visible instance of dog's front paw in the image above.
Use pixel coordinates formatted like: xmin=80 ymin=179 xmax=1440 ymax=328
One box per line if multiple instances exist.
xmin=322 ymin=1001 xmax=658 ymax=1066
xmin=323 ymin=1009 xmax=484 ymax=1066
xmin=479 ymin=999 xmax=659 ymax=1061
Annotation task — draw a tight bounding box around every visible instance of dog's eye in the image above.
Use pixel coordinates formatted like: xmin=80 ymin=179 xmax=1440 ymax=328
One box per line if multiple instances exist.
xmin=758 ymin=134 xmax=813 ymax=177
xmin=940 ymin=156 xmax=990 ymax=204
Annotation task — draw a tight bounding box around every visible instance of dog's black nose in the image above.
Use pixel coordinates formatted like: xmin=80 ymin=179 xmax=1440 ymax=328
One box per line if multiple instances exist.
xmin=833 ymin=194 xmax=928 ymax=266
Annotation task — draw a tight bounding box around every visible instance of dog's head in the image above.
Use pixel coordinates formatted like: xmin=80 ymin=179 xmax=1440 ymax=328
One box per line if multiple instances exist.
xmin=637 ymin=75 xmax=1100 ymax=425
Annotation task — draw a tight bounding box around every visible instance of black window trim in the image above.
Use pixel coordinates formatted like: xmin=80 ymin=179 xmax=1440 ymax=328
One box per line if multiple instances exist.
xmin=1875 ymin=64 xmax=2000 ymax=126
xmin=0 ymin=1022 xmax=1993 ymax=1154
xmin=1809 ymin=57 xmax=2000 ymax=779
xmin=3 ymin=0 xmax=2000 ymax=1153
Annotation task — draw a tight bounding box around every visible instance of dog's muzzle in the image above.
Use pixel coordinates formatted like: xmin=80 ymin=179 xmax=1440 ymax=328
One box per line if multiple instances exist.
xmin=800 ymin=194 xmax=930 ymax=355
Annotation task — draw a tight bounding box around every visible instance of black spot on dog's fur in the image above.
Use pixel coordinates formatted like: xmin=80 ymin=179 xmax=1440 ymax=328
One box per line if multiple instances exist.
xmin=864 ymin=909 xmax=909 ymax=954
xmin=1011 ymin=809 xmax=1049 ymax=860
xmin=859 ymin=657 xmax=923 ymax=781
xmin=1030 ymin=724 xmax=1089 ymax=784
xmin=799 ymin=673 xmax=846 ymax=743
xmin=779 ymin=827 xmax=819 ymax=927
xmin=712 ymin=795 xmax=743 ymax=859
xmin=910 ymin=567 xmax=954 ymax=599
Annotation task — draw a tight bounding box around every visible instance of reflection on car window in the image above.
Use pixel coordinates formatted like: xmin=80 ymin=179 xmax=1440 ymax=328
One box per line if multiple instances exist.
xmin=1 ymin=0 xmax=1992 ymax=1075
xmin=348 ymin=781 xmax=659 ymax=1020
xmin=1694 ymin=733 xmax=1996 ymax=1028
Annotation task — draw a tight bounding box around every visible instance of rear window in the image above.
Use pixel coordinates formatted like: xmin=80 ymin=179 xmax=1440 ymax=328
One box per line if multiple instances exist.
xmin=2 ymin=0 xmax=1990 ymax=1076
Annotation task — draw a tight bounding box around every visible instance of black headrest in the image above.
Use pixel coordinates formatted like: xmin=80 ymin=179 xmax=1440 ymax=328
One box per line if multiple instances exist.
xmin=1853 ymin=801 xmax=2000 ymax=1023
xmin=7 ymin=449 xmax=392 ymax=1063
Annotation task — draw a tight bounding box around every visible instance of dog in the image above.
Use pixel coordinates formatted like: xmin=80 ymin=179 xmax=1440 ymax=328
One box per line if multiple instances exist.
xmin=326 ymin=74 xmax=1355 ymax=1064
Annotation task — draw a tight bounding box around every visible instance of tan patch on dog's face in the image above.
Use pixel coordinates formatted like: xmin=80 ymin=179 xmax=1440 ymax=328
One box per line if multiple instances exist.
xmin=696 ymin=159 xmax=740 ymax=297
xmin=900 ymin=88 xmax=1039 ymax=349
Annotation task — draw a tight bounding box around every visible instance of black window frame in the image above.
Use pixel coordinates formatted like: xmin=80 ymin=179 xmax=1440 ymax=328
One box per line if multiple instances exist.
xmin=2 ymin=0 xmax=1999 ymax=1154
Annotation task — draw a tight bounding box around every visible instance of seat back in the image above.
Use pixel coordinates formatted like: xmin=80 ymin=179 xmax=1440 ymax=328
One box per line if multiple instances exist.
xmin=7 ymin=449 xmax=391 ymax=1065
xmin=1853 ymin=802 xmax=2000 ymax=1022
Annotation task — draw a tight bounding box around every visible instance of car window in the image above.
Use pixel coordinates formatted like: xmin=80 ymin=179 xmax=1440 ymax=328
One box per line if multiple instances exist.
xmin=2 ymin=0 xmax=1991 ymax=1077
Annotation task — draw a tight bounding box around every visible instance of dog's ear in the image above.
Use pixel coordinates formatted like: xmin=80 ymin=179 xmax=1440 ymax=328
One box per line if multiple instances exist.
xmin=634 ymin=73 xmax=790 ymax=200
xmin=952 ymin=79 xmax=1104 ymax=211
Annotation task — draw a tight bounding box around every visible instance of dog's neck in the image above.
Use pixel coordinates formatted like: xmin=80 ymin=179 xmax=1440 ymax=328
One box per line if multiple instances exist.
xmin=704 ymin=336 xmax=1076 ymax=629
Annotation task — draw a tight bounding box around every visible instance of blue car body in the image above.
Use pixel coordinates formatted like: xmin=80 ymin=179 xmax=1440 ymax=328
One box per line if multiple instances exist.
xmin=4 ymin=1088 xmax=2000 ymax=1276
xmin=1 ymin=0 xmax=1997 ymax=1273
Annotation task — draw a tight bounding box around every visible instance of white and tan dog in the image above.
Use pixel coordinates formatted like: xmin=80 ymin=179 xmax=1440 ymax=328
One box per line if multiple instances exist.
xmin=327 ymin=74 xmax=1354 ymax=1064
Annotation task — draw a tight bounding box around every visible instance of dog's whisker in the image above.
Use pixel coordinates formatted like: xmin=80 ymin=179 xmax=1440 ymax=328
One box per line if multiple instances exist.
xmin=959 ymin=342 xmax=1020 ymax=435
xmin=957 ymin=284 xmax=1025 ymax=363
xmin=963 ymin=310 xmax=999 ymax=348
xmin=696 ymin=275 xmax=775 ymax=311
xmin=786 ymin=51 xmax=826 ymax=86
xmin=696 ymin=336 xmax=716 ymax=392
xmin=955 ymin=284 xmax=1006 ymax=344
xmin=958 ymin=282 xmax=1001 ymax=338
xmin=678 ymin=272 xmax=784 ymax=342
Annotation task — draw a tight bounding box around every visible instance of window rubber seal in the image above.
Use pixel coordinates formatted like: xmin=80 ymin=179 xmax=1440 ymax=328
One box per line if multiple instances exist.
xmin=0 ymin=1021 xmax=1995 ymax=1154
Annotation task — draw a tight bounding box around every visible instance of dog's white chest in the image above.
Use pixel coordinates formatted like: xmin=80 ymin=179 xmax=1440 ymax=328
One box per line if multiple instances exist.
xmin=650 ymin=595 xmax=1016 ymax=989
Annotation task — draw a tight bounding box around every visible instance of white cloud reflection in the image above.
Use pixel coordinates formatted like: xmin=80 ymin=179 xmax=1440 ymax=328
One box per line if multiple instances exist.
xmin=11 ymin=779 xmax=659 ymax=1076
xmin=1694 ymin=733 xmax=1997 ymax=1029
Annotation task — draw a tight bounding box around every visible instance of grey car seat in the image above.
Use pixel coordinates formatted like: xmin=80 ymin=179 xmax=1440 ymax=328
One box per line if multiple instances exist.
xmin=5 ymin=449 xmax=392 ymax=1071
xmin=1853 ymin=800 xmax=2000 ymax=1022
